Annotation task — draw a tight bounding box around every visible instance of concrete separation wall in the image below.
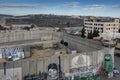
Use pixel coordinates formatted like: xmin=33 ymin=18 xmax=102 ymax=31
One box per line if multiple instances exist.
xmin=0 ymin=30 xmax=53 ymax=43
xmin=0 ymin=50 xmax=104 ymax=80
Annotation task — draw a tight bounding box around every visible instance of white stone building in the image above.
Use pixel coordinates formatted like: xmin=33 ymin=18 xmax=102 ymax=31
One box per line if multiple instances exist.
xmin=84 ymin=17 xmax=120 ymax=36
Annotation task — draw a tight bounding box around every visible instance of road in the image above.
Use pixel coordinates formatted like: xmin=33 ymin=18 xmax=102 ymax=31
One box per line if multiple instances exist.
xmin=0 ymin=39 xmax=59 ymax=48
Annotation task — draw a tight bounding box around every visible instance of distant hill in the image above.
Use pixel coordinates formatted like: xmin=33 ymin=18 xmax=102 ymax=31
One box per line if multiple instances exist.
xmin=3 ymin=14 xmax=120 ymax=27
xmin=6 ymin=14 xmax=84 ymax=27
xmin=0 ymin=14 xmax=13 ymax=18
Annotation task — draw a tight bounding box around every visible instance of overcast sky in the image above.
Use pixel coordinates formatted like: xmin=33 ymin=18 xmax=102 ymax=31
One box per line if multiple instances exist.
xmin=0 ymin=0 xmax=120 ymax=17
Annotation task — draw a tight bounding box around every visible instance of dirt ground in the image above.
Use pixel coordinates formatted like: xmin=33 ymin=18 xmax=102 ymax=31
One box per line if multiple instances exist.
xmin=0 ymin=58 xmax=7 ymax=62
xmin=30 ymin=48 xmax=54 ymax=58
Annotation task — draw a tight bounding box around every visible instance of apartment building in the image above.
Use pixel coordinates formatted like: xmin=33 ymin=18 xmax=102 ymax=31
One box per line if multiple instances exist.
xmin=84 ymin=17 xmax=120 ymax=36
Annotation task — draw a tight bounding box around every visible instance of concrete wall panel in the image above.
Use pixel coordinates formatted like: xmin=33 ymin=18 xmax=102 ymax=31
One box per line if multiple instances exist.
xmin=37 ymin=58 xmax=44 ymax=73
xmin=63 ymin=55 xmax=70 ymax=73
xmin=21 ymin=60 xmax=29 ymax=78
xmin=44 ymin=57 xmax=51 ymax=72
xmin=29 ymin=59 xmax=37 ymax=75
xmin=0 ymin=69 xmax=4 ymax=80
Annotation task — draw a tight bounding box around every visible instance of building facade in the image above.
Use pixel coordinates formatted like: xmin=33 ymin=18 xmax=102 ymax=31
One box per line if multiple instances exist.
xmin=84 ymin=17 xmax=120 ymax=36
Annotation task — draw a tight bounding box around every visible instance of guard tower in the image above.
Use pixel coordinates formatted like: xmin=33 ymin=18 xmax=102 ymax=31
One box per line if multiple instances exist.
xmin=100 ymin=32 xmax=120 ymax=68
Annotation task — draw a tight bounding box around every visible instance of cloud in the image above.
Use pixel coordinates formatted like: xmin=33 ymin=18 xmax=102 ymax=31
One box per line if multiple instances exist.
xmin=82 ymin=4 xmax=120 ymax=10
xmin=88 ymin=5 xmax=105 ymax=9
xmin=111 ymin=5 xmax=120 ymax=9
xmin=61 ymin=2 xmax=80 ymax=8
xmin=0 ymin=3 xmax=42 ymax=9
xmin=83 ymin=4 xmax=106 ymax=10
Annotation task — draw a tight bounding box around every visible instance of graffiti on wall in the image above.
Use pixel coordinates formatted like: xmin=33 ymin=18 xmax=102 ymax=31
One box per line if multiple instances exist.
xmin=0 ymin=46 xmax=30 ymax=61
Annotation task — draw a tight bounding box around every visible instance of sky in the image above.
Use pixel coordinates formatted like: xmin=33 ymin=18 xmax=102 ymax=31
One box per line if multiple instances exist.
xmin=0 ymin=0 xmax=120 ymax=17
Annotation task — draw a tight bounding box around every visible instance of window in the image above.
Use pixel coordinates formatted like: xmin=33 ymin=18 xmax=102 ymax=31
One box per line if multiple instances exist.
xmin=101 ymin=24 xmax=103 ymax=26
xmin=106 ymin=28 xmax=110 ymax=30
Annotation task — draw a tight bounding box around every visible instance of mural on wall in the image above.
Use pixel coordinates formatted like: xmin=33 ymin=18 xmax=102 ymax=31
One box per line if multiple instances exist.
xmin=0 ymin=67 xmax=22 ymax=80
xmin=48 ymin=63 xmax=59 ymax=80
xmin=69 ymin=53 xmax=104 ymax=78
xmin=24 ymin=63 xmax=59 ymax=80
xmin=24 ymin=72 xmax=48 ymax=80
xmin=0 ymin=65 xmax=62 ymax=80
xmin=104 ymin=54 xmax=113 ymax=78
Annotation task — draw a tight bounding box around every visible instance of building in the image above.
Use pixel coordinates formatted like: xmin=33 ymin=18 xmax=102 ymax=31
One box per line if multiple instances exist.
xmin=4 ymin=23 xmax=12 ymax=29
xmin=3 ymin=23 xmax=32 ymax=30
xmin=11 ymin=23 xmax=32 ymax=30
xmin=84 ymin=16 xmax=120 ymax=36
xmin=0 ymin=18 xmax=5 ymax=26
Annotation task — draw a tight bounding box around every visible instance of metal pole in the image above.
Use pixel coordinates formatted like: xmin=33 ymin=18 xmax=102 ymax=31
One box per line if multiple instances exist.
xmin=59 ymin=56 xmax=61 ymax=80
xmin=13 ymin=62 xmax=14 ymax=80
xmin=3 ymin=62 xmax=6 ymax=80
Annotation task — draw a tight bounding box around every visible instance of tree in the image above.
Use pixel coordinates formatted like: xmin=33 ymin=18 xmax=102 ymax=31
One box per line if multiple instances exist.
xmin=67 ymin=22 xmax=70 ymax=27
xmin=81 ymin=27 xmax=86 ymax=38
xmin=96 ymin=30 xmax=99 ymax=36
xmin=60 ymin=40 xmax=64 ymax=44
xmin=31 ymin=24 xmax=35 ymax=28
xmin=23 ymin=27 xmax=30 ymax=31
xmin=0 ymin=25 xmax=4 ymax=30
xmin=87 ymin=31 xmax=93 ymax=39
xmin=93 ymin=29 xmax=99 ymax=37
xmin=93 ymin=29 xmax=97 ymax=37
